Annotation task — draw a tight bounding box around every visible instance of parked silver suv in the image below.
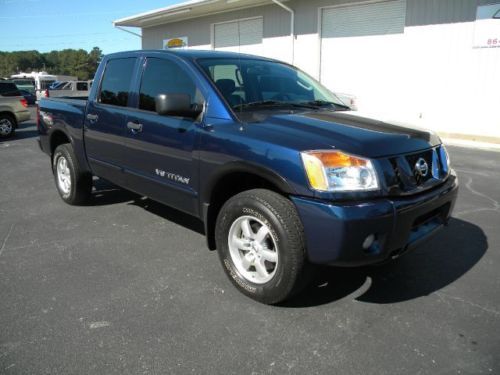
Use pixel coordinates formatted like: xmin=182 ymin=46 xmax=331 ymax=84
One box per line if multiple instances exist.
xmin=0 ymin=81 xmax=31 ymax=138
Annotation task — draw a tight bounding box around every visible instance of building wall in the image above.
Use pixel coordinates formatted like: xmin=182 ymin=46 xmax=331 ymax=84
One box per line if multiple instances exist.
xmin=142 ymin=3 xmax=292 ymax=62
xmin=141 ymin=0 xmax=500 ymax=138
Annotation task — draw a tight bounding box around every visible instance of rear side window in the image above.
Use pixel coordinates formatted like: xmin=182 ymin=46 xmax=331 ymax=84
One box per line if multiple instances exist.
xmin=39 ymin=80 xmax=55 ymax=90
xmin=76 ymin=82 xmax=88 ymax=91
xmin=0 ymin=82 xmax=21 ymax=97
xmin=139 ymin=58 xmax=202 ymax=112
xmin=99 ymin=58 xmax=135 ymax=107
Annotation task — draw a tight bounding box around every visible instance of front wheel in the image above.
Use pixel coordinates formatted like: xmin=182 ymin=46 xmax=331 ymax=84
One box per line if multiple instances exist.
xmin=52 ymin=144 xmax=92 ymax=205
xmin=215 ymin=189 xmax=309 ymax=304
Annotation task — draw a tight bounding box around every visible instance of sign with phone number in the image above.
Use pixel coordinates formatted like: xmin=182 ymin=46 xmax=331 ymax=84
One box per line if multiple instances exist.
xmin=473 ymin=4 xmax=500 ymax=48
xmin=486 ymin=38 xmax=500 ymax=46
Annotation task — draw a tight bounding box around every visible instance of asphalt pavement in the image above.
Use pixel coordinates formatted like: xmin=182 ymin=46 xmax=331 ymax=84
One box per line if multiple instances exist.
xmin=1 ymin=109 xmax=499 ymax=374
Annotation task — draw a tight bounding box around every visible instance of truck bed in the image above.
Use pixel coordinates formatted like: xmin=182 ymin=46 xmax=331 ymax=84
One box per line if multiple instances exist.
xmin=39 ymin=97 xmax=88 ymax=120
xmin=38 ymin=97 xmax=89 ymax=169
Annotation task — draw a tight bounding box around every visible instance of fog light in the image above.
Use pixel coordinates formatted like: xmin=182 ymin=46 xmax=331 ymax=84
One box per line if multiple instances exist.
xmin=362 ymin=234 xmax=375 ymax=249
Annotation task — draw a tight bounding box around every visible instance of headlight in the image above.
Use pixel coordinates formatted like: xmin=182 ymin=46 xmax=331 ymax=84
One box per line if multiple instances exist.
xmin=439 ymin=145 xmax=450 ymax=175
xmin=301 ymin=150 xmax=379 ymax=192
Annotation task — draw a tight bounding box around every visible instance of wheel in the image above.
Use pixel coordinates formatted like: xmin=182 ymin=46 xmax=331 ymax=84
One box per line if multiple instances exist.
xmin=52 ymin=144 xmax=92 ymax=205
xmin=0 ymin=114 xmax=16 ymax=139
xmin=215 ymin=189 xmax=309 ymax=304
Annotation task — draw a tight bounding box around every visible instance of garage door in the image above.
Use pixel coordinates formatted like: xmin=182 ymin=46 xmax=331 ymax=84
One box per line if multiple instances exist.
xmin=320 ymin=0 xmax=406 ymax=113
xmin=213 ymin=17 xmax=263 ymax=55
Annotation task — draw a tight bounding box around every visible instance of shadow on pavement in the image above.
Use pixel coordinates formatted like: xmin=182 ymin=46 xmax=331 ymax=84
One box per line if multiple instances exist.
xmin=89 ymin=178 xmax=205 ymax=235
xmin=15 ymin=130 xmax=39 ymax=140
xmin=90 ymin=178 xmax=140 ymax=206
xmin=86 ymin=181 xmax=487 ymax=308
xmin=283 ymin=218 xmax=487 ymax=308
xmin=129 ymin=197 xmax=205 ymax=236
xmin=0 ymin=123 xmax=38 ymax=142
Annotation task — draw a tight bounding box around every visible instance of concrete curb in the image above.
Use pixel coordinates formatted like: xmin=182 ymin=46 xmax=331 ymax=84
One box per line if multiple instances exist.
xmin=438 ymin=132 xmax=500 ymax=145
xmin=442 ymin=138 xmax=500 ymax=152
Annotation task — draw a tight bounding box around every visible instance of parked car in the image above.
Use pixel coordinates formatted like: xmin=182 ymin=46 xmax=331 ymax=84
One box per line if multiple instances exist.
xmin=11 ymin=72 xmax=78 ymax=100
xmin=49 ymin=81 xmax=68 ymax=90
xmin=37 ymin=50 xmax=458 ymax=304
xmin=19 ymin=89 xmax=37 ymax=105
xmin=45 ymin=80 xmax=90 ymax=99
xmin=11 ymin=78 xmax=36 ymax=95
xmin=0 ymin=81 xmax=30 ymax=138
xmin=334 ymin=92 xmax=358 ymax=110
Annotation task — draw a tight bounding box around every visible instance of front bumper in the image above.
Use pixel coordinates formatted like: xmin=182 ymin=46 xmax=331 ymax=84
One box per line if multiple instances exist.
xmin=291 ymin=172 xmax=458 ymax=266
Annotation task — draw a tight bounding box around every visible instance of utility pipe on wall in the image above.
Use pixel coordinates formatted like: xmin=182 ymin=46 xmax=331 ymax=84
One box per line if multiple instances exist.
xmin=271 ymin=0 xmax=295 ymax=65
xmin=114 ymin=25 xmax=142 ymax=38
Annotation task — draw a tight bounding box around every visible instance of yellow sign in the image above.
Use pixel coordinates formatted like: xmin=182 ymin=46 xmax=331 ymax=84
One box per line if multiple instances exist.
xmin=163 ymin=37 xmax=188 ymax=49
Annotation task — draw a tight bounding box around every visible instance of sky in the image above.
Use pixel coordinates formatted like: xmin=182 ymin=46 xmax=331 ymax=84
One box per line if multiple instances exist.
xmin=0 ymin=0 xmax=185 ymax=54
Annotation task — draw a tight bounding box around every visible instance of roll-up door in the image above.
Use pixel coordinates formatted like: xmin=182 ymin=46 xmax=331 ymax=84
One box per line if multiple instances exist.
xmin=320 ymin=1 xmax=406 ymax=112
xmin=213 ymin=17 xmax=263 ymax=55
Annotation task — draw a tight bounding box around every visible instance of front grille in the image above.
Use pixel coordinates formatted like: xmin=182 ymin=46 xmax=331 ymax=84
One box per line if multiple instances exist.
xmin=405 ymin=149 xmax=434 ymax=186
xmin=388 ymin=146 xmax=447 ymax=195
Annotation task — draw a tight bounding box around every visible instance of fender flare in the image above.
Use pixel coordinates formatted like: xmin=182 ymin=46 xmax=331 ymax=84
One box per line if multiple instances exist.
xmin=200 ymin=161 xmax=295 ymax=206
xmin=200 ymin=161 xmax=296 ymax=250
xmin=48 ymin=127 xmax=74 ymax=155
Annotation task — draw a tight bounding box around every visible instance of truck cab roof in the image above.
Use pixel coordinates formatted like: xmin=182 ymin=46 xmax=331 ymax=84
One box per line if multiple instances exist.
xmin=104 ymin=49 xmax=278 ymax=62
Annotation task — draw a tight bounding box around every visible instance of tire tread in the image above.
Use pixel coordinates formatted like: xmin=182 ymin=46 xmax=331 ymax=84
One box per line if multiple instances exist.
xmin=53 ymin=144 xmax=92 ymax=205
xmin=216 ymin=189 xmax=310 ymax=304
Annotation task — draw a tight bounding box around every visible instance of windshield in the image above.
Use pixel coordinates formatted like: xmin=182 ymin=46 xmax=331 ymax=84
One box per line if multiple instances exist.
xmin=197 ymin=58 xmax=348 ymax=114
xmin=12 ymin=79 xmax=34 ymax=86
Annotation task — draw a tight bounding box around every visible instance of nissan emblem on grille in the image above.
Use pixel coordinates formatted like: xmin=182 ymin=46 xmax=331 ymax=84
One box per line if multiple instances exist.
xmin=414 ymin=157 xmax=429 ymax=182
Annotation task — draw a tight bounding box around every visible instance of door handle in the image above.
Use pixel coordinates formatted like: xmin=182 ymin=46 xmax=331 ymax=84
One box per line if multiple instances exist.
xmin=127 ymin=121 xmax=143 ymax=133
xmin=86 ymin=113 xmax=98 ymax=123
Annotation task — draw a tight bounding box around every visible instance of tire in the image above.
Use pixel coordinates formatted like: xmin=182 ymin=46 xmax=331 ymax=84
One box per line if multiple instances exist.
xmin=215 ymin=189 xmax=309 ymax=304
xmin=52 ymin=144 xmax=92 ymax=205
xmin=0 ymin=114 xmax=16 ymax=139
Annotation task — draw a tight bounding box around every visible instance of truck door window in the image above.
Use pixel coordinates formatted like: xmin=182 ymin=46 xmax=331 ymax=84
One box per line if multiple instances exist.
xmin=99 ymin=58 xmax=135 ymax=107
xmin=139 ymin=58 xmax=203 ymax=113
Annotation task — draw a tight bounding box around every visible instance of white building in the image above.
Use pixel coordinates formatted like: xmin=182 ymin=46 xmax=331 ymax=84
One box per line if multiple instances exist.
xmin=114 ymin=0 xmax=500 ymax=141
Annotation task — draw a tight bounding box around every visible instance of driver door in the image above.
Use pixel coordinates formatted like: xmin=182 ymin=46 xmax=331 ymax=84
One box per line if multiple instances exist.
xmin=118 ymin=56 xmax=205 ymax=216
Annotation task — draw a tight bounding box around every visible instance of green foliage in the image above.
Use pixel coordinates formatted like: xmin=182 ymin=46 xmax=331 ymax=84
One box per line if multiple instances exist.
xmin=0 ymin=47 xmax=103 ymax=80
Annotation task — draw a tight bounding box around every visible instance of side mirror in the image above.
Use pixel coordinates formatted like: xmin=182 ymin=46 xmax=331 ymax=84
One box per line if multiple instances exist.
xmin=155 ymin=93 xmax=202 ymax=118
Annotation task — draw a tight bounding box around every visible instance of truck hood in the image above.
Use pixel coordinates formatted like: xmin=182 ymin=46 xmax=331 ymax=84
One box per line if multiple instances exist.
xmin=252 ymin=110 xmax=441 ymax=158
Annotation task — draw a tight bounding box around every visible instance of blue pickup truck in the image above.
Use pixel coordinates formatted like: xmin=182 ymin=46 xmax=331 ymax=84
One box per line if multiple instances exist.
xmin=38 ymin=50 xmax=458 ymax=304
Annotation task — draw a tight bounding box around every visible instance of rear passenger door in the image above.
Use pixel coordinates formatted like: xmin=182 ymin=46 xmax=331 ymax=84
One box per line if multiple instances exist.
xmin=119 ymin=56 xmax=204 ymax=216
xmin=84 ymin=57 xmax=138 ymax=185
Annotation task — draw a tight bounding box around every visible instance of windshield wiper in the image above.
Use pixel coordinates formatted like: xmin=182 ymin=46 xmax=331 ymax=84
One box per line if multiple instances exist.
xmin=300 ymin=100 xmax=351 ymax=110
xmin=233 ymin=100 xmax=287 ymax=110
xmin=233 ymin=100 xmax=319 ymax=110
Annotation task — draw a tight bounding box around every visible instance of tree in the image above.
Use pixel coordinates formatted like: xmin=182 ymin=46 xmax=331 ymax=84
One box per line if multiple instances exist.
xmin=0 ymin=47 xmax=104 ymax=80
xmin=86 ymin=47 xmax=103 ymax=80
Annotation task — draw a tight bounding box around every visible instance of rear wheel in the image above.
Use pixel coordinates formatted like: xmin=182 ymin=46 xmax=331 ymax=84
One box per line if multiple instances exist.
xmin=52 ymin=144 xmax=92 ymax=205
xmin=0 ymin=114 xmax=16 ymax=139
xmin=215 ymin=189 xmax=309 ymax=304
